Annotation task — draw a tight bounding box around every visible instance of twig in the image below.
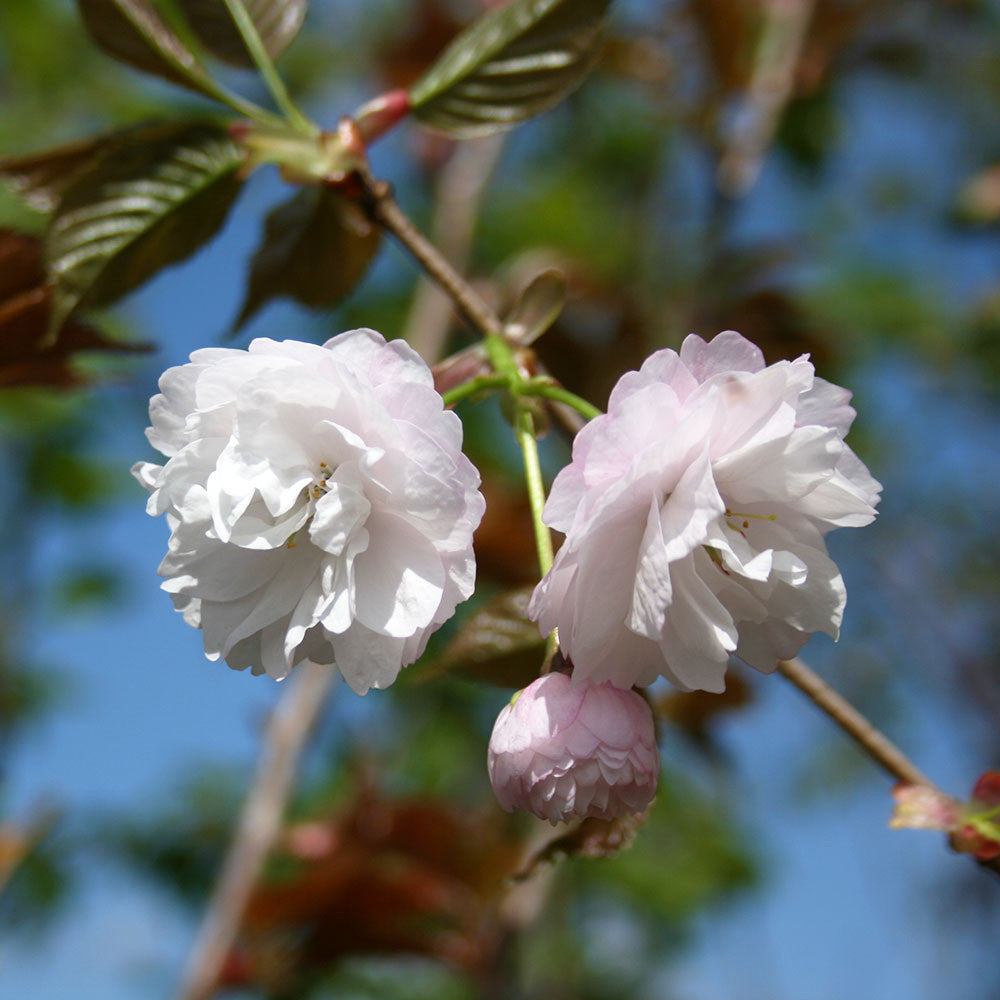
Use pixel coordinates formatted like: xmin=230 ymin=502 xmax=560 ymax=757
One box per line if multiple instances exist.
xmin=403 ymin=136 xmax=506 ymax=361
xmin=777 ymin=658 xmax=930 ymax=785
xmin=359 ymin=174 xmax=503 ymax=339
xmin=175 ymin=662 xmax=337 ymax=1000
xmin=716 ymin=0 xmax=815 ymax=197
xmin=777 ymin=658 xmax=1000 ymax=879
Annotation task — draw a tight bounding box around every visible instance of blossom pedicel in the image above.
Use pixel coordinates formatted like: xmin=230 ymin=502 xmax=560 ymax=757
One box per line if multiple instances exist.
xmin=133 ymin=329 xmax=485 ymax=693
xmin=488 ymin=672 xmax=659 ymax=825
xmin=529 ymin=330 xmax=882 ymax=693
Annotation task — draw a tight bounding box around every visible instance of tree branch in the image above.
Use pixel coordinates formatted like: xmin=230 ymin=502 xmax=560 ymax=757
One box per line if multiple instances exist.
xmin=175 ymin=662 xmax=337 ymax=1000
xmin=359 ymin=174 xmax=503 ymax=339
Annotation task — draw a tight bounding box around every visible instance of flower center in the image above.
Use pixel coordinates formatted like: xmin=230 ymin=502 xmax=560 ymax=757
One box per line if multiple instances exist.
xmin=723 ymin=507 xmax=776 ymax=537
xmin=308 ymin=460 xmax=334 ymax=501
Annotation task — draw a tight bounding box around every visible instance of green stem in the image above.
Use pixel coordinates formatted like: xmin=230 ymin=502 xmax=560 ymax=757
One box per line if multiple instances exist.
xmin=515 ymin=404 xmax=554 ymax=578
xmin=442 ymin=374 xmax=508 ymax=408
xmin=521 ymin=381 xmax=602 ymax=421
xmin=221 ymin=0 xmax=316 ymax=134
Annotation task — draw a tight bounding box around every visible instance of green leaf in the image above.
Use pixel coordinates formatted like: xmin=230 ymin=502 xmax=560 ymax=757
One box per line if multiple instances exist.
xmin=409 ymin=0 xmax=613 ymax=138
xmin=45 ymin=122 xmax=245 ymax=334
xmin=432 ymin=587 xmax=544 ymax=688
xmin=233 ymin=185 xmax=380 ymax=330
xmin=175 ymin=0 xmax=306 ymax=67
xmin=75 ymin=0 xmax=220 ymax=98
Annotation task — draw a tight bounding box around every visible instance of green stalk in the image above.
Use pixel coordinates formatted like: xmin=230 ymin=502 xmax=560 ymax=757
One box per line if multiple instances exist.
xmin=514 ymin=405 xmax=554 ymax=577
xmin=441 ymin=374 xmax=509 ymax=408
xmin=221 ymin=0 xmax=316 ymax=134
xmin=521 ymin=381 xmax=602 ymax=421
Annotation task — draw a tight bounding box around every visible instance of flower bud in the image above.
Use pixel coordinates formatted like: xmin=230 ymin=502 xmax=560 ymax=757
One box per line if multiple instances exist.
xmin=487 ymin=672 xmax=658 ymax=825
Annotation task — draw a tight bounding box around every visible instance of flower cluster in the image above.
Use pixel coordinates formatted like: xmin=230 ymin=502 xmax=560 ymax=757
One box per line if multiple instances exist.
xmin=137 ymin=325 xmax=881 ymax=826
xmin=529 ymin=331 xmax=881 ymax=693
xmin=133 ymin=329 xmax=485 ymax=694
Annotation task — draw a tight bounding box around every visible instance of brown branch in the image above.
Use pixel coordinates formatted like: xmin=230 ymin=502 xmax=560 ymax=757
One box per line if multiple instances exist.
xmin=175 ymin=662 xmax=337 ymax=1000
xmin=359 ymin=173 xmax=503 ymax=340
xmin=403 ymin=136 xmax=506 ymax=361
xmin=777 ymin=657 xmax=1000 ymax=880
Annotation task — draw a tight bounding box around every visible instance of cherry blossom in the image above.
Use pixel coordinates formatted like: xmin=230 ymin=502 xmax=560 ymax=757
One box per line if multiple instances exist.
xmin=133 ymin=329 xmax=485 ymax=693
xmin=530 ymin=331 xmax=881 ymax=692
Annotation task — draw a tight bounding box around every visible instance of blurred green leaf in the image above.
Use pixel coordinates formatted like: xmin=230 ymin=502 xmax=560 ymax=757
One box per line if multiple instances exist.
xmin=233 ymin=185 xmax=380 ymax=331
xmin=54 ymin=567 xmax=124 ymax=614
xmin=45 ymin=121 xmax=245 ymax=334
xmin=409 ymin=0 xmax=612 ymax=138
xmin=432 ymin=587 xmax=543 ymax=689
xmin=75 ymin=0 xmax=221 ymax=97
xmin=176 ymin=0 xmax=307 ymax=68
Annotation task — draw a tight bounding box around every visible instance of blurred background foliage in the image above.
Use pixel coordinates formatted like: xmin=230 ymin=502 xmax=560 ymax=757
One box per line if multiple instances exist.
xmin=1 ymin=0 xmax=1000 ymax=997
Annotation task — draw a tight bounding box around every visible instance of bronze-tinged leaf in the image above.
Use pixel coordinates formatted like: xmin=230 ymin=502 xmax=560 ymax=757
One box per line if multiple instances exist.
xmin=378 ymin=0 xmax=462 ymax=91
xmin=45 ymin=121 xmax=245 ymax=335
xmin=433 ymin=586 xmax=544 ymax=688
xmin=234 ymin=790 xmax=525 ymax=989
xmin=0 ymin=229 xmax=149 ymax=390
xmin=409 ymin=0 xmax=613 ymax=138
xmin=233 ymin=186 xmax=380 ymax=330
xmin=0 ymin=135 xmax=118 ymax=214
xmin=176 ymin=0 xmax=307 ymax=68
xmin=76 ymin=0 xmax=219 ymax=97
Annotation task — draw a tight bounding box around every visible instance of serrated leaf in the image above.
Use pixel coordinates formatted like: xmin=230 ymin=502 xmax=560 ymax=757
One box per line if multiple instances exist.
xmin=176 ymin=0 xmax=306 ymax=67
xmin=233 ymin=185 xmax=380 ymax=331
xmin=409 ymin=0 xmax=613 ymax=138
xmin=76 ymin=0 xmax=219 ymax=97
xmin=433 ymin=587 xmax=544 ymax=688
xmin=45 ymin=122 xmax=245 ymax=334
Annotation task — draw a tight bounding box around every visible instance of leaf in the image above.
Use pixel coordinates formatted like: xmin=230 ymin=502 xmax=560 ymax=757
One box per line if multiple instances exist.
xmin=409 ymin=0 xmax=613 ymax=138
xmin=233 ymin=185 xmax=380 ymax=331
xmin=432 ymin=587 xmax=544 ymax=688
xmin=76 ymin=0 xmax=219 ymax=97
xmin=0 ymin=134 xmax=119 ymax=214
xmin=504 ymin=268 xmax=566 ymax=346
xmin=45 ymin=122 xmax=245 ymax=334
xmin=0 ymin=228 xmax=149 ymax=390
xmin=175 ymin=0 xmax=307 ymax=68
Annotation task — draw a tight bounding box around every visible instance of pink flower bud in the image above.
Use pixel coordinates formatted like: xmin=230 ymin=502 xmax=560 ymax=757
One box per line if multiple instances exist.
xmin=488 ymin=672 xmax=659 ymax=825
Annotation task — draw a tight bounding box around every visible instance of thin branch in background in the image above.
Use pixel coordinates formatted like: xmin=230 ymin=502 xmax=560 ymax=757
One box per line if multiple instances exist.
xmin=716 ymin=0 xmax=816 ymax=198
xmin=404 ymin=136 xmax=507 ymax=362
xmin=175 ymin=662 xmax=337 ymax=1000
xmin=777 ymin=658 xmax=1000 ymax=880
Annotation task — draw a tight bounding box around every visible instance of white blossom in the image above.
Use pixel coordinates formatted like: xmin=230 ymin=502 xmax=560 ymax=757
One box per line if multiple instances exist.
xmin=529 ymin=331 xmax=881 ymax=693
xmin=488 ymin=672 xmax=658 ymax=824
xmin=133 ymin=330 xmax=485 ymax=693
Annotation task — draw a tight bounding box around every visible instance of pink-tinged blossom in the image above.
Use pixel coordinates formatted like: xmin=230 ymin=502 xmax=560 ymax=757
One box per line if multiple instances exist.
xmin=488 ymin=672 xmax=659 ymax=824
xmin=529 ymin=331 xmax=881 ymax=693
xmin=133 ymin=329 xmax=485 ymax=693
